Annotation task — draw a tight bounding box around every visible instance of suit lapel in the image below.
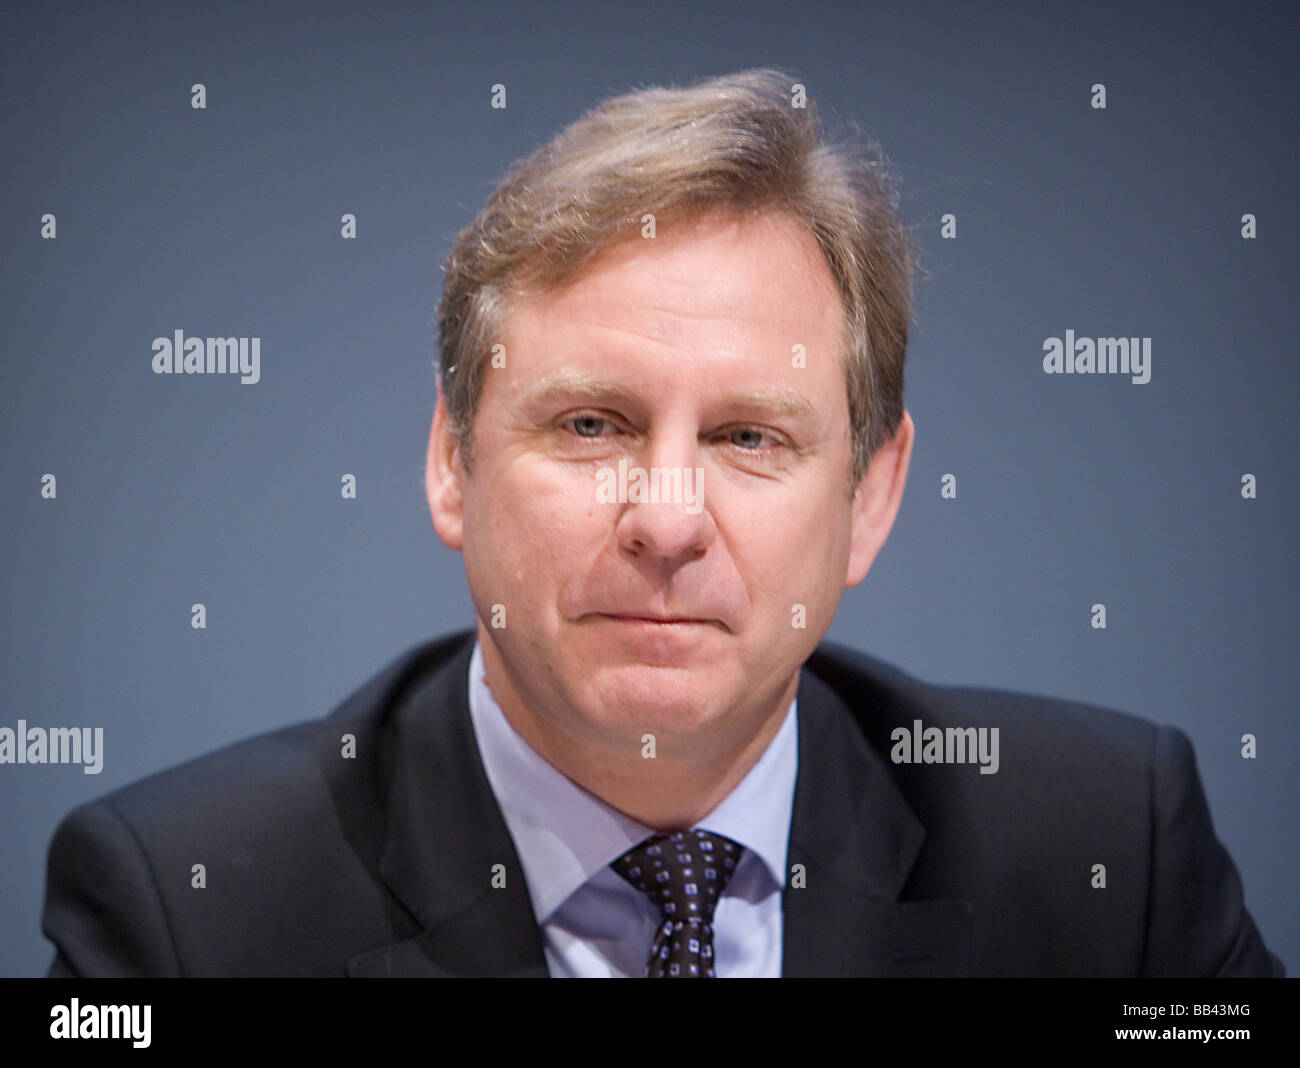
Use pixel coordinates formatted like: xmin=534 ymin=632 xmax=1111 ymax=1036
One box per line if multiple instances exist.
xmin=781 ymin=665 xmax=973 ymax=976
xmin=347 ymin=632 xmax=549 ymax=977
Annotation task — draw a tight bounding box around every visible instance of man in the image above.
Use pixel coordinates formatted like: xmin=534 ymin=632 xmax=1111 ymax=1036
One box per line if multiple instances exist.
xmin=41 ymin=68 xmax=1282 ymax=977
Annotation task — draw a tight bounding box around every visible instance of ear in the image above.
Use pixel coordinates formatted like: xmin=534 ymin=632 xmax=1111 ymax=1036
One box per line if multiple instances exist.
xmin=425 ymin=385 xmax=466 ymax=552
xmin=845 ymin=410 xmax=914 ymax=588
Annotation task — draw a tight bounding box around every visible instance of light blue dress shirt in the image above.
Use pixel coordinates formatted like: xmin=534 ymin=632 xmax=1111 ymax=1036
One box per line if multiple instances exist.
xmin=465 ymin=641 xmax=797 ymax=977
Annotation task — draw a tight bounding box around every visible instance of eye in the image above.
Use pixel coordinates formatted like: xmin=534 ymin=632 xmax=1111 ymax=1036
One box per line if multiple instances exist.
xmin=728 ymin=426 xmax=768 ymax=450
xmin=564 ymin=413 xmax=618 ymax=439
xmin=717 ymin=425 xmax=793 ymax=468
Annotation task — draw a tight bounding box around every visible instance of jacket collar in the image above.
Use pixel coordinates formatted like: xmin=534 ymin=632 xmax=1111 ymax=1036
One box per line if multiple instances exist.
xmin=348 ymin=633 xmax=970 ymax=977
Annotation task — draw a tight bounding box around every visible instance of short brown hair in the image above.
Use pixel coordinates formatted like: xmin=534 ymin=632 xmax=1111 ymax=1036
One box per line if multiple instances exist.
xmin=436 ymin=67 xmax=918 ymax=488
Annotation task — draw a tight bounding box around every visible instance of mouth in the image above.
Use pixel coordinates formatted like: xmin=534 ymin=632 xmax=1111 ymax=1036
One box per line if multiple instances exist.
xmin=596 ymin=613 xmax=716 ymax=625
xmin=585 ymin=612 xmax=724 ymax=661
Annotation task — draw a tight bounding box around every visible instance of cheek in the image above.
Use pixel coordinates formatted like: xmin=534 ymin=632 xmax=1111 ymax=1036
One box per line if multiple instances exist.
xmin=463 ymin=464 xmax=605 ymax=595
xmin=730 ymin=493 xmax=850 ymax=616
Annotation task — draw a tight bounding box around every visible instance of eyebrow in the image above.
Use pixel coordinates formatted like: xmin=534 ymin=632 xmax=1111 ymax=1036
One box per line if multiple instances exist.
xmin=517 ymin=370 xmax=643 ymax=410
xmin=517 ymin=370 xmax=820 ymax=422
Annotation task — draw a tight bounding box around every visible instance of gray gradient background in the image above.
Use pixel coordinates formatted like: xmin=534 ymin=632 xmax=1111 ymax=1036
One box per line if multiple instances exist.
xmin=2 ymin=0 xmax=1296 ymax=977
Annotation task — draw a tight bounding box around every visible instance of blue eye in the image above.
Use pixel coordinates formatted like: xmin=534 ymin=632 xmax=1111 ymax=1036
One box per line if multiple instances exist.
xmin=570 ymin=415 xmax=608 ymax=437
xmin=729 ymin=427 xmax=766 ymax=449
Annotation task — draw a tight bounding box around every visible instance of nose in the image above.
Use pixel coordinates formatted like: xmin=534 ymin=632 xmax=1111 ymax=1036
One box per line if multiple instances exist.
xmin=613 ymin=427 xmax=715 ymax=573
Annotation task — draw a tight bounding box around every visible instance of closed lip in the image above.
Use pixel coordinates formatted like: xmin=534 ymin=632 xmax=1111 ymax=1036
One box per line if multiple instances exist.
xmin=596 ymin=613 xmax=715 ymax=625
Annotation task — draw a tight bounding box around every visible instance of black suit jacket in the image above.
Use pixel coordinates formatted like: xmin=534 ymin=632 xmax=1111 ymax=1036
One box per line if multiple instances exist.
xmin=41 ymin=630 xmax=1283 ymax=977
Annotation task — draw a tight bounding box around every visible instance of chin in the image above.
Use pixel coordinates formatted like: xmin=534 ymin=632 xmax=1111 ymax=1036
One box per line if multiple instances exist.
xmin=575 ymin=661 xmax=722 ymax=719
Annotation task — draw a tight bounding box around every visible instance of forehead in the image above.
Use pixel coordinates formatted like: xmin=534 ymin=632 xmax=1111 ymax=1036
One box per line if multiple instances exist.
xmin=499 ymin=208 xmax=846 ymax=375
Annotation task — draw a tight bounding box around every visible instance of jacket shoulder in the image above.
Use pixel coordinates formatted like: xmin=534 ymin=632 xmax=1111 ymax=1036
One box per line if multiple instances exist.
xmin=804 ymin=639 xmax=1283 ymax=977
xmin=92 ymin=631 xmax=471 ymax=822
xmin=42 ymin=631 xmax=474 ymax=976
xmin=807 ymin=638 xmax=1161 ymax=760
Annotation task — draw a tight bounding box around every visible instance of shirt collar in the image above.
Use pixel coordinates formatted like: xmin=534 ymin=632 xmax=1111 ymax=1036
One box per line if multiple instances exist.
xmin=466 ymin=640 xmax=797 ymax=924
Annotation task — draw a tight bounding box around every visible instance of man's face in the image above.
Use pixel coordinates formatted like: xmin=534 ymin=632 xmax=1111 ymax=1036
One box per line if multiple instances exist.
xmin=427 ymin=208 xmax=911 ymax=764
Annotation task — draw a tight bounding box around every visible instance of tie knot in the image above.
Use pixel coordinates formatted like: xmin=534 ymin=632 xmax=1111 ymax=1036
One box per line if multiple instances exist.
xmin=611 ymin=828 xmax=743 ymax=926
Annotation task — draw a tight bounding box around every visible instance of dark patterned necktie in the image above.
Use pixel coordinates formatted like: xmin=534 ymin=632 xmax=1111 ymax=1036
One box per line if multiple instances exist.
xmin=611 ymin=828 xmax=743 ymax=977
